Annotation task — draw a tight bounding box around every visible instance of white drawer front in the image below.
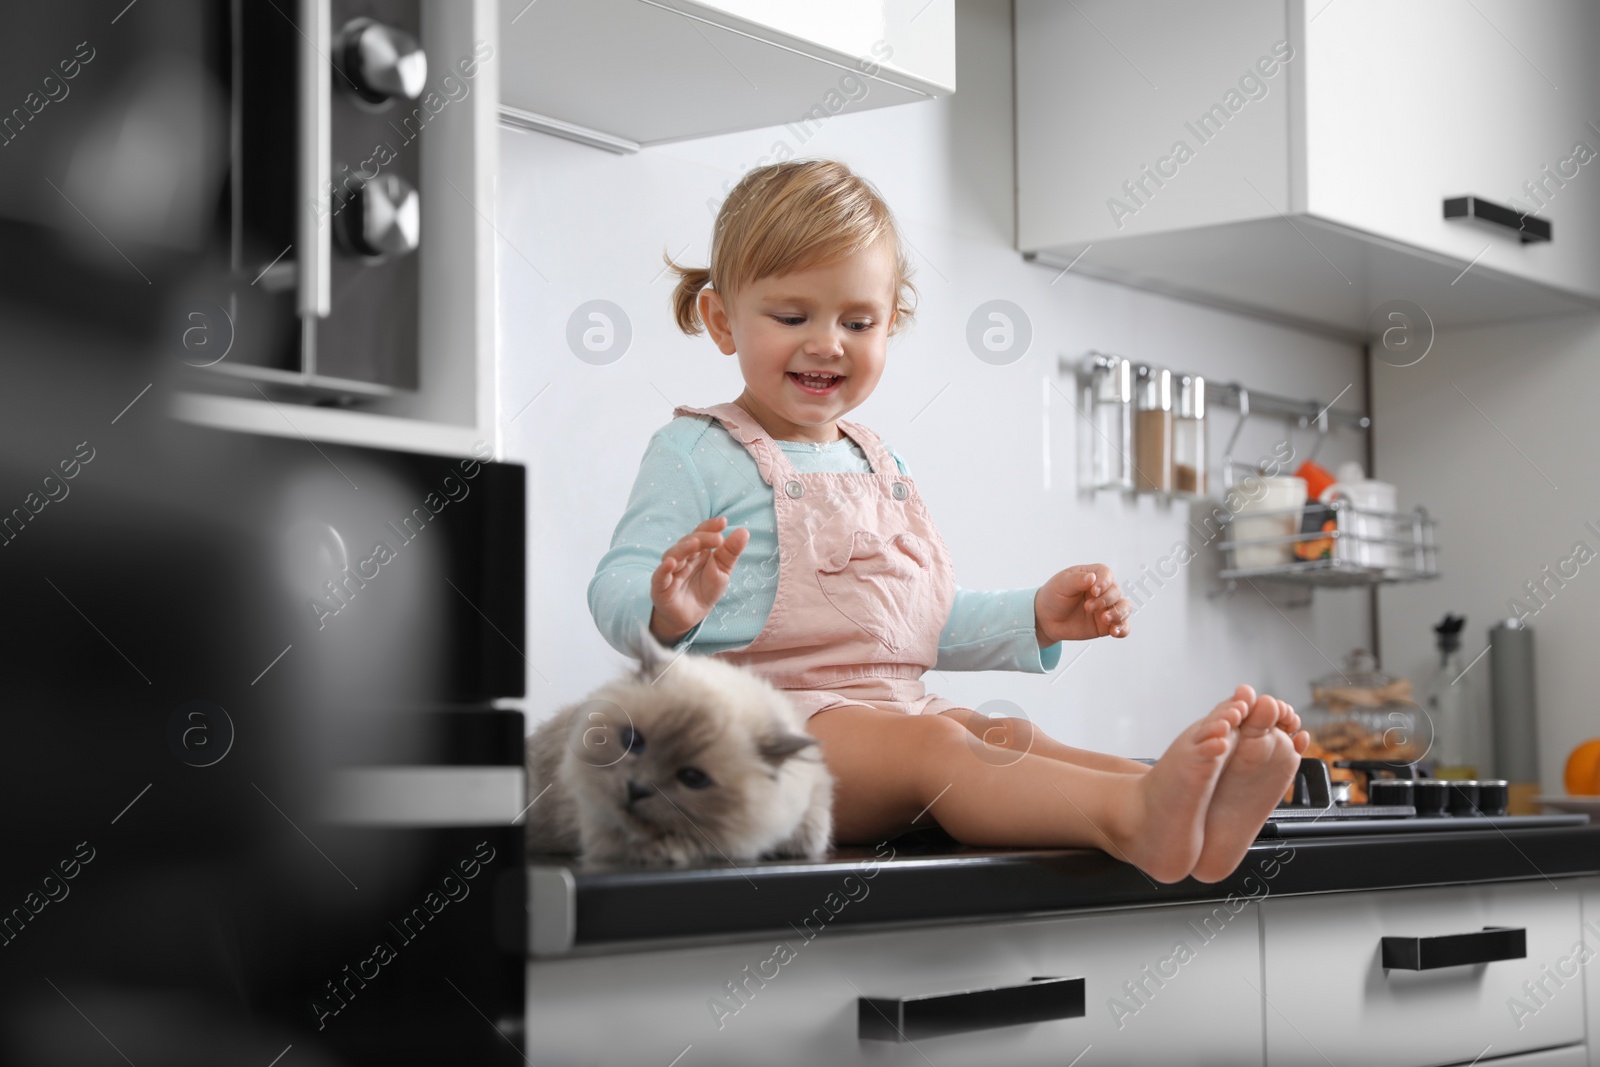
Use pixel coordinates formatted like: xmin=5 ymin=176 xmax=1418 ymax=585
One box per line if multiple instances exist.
xmin=1261 ymin=881 xmax=1587 ymax=1067
xmin=1584 ymin=877 xmax=1600 ymax=1067
xmin=528 ymin=901 xmax=1266 ymax=1066
xmin=1491 ymin=1046 xmax=1588 ymax=1067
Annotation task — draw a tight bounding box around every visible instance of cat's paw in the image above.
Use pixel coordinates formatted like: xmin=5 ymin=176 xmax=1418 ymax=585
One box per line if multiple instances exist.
xmin=766 ymin=798 xmax=833 ymax=861
xmin=627 ymin=835 xmax=702 ymax=867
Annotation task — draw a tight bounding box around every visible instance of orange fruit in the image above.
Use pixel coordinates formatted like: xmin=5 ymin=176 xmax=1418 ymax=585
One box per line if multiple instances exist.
xmin=1564 ymin=738 xmax=1600 ymax=796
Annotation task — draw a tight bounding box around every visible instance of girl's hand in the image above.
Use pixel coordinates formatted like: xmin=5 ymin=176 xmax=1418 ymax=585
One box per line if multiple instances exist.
xmin=649 ymin=516 xmax=750 ymax=644
xmin=1034 ymin=564 xmax=1130 ymax=645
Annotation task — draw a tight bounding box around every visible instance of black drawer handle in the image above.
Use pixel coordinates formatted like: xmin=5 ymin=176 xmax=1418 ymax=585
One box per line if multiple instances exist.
xmin=1444 ymin=196 xmax=1552 ymax=243
xmin=858 ymin=975 xmax=1085 ymax=1042
xmin=1381 ymin=926 xmax=1527 ymax=970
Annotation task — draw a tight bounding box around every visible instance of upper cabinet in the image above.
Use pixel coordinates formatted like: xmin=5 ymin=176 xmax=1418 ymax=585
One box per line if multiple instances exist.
xmin=498 ymin=0 xmax=955 ymax=150
xmin=1016 ymin=0 xmax=1600 ymax=338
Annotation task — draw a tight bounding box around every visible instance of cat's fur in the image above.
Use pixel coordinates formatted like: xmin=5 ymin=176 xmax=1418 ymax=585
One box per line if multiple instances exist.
xmin=525 ymin=625 xmax=833 ymax=866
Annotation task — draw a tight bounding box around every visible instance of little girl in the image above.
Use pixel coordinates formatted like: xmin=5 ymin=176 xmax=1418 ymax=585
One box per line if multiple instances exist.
xmin=589 ymin=160 xmax=1308 ymax=884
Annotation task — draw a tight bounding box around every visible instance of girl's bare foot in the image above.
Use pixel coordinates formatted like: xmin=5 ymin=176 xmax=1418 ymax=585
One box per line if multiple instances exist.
xmin=1189 ymin=689 xmax=1309 ymax=883
xmin=1107 ymin=693 xmax=1250 ymax=883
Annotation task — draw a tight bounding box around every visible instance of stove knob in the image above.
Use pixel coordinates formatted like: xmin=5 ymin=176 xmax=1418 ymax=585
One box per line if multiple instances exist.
xmin=336 ymin=18 xmax=427 ymax=105
xmin=336 ymin=173 xmax=420 ymax=259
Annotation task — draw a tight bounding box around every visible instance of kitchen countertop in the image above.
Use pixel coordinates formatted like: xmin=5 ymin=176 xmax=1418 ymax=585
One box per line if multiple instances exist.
xmin=526 ymin=819 xmax=1600 ymax=957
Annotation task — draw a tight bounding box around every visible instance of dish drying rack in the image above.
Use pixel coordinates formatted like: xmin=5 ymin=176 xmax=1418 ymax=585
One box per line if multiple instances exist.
xmin=1209 ymin=381 xmax=1439 ymax=597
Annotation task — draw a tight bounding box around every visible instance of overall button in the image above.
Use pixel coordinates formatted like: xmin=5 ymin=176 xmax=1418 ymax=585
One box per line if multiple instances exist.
xmin=891 ymin=481 xmax=908 ymax=500
xmin=785 ymin=480 xmax=804 ymax=498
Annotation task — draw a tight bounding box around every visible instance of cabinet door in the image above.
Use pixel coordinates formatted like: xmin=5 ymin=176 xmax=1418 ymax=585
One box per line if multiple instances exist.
xmin=1303 ymin=0 xmax=1600 ymax=300
xmin=1016 ymin=0 xmax=1294 ymax=249
xmin=527 ymin=901 xmax=1265 ymax=1066
xmin=1260 ymin=881 xmax=1586 ymax=1067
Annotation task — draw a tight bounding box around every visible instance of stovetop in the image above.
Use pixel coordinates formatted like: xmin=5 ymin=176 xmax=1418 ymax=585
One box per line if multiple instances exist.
xmin=1262 ymin=812 xmax=1588 ymax=837
xmin=1262 ymin=757 xmax=1586 ymax=836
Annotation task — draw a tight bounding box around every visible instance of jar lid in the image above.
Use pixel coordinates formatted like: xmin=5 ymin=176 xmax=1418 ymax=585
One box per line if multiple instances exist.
xmin=1177 ymin=374 xmax=1205 ymax=418
xmin=1135 ymin=364 xmax=1171 ymax=410
xmin=1085 ymin=353 xmax=1132 ymax=402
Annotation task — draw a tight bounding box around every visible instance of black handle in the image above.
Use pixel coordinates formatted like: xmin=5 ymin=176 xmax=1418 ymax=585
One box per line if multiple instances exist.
xmin=1444 ymin=196 xmax=1552 ymax=243
xmin=1381 ymin=926 xmax=1527 ymax=970
xmin=1282 ymin=756 xmax=1332 ymax=808
xmin=858 ymin=976 xmax=1085 ymax=1042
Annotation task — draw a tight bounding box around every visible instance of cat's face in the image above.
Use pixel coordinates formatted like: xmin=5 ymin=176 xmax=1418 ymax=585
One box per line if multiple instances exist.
xmin=560 ymin=632 xmax=819 ymax=850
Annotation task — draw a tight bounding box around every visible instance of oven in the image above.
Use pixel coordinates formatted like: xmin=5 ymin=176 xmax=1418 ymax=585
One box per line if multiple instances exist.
xmin=215 ymin=0 xmax=433 ymax=398
xmin=0 ymin=4 xmax=522 ymax=1063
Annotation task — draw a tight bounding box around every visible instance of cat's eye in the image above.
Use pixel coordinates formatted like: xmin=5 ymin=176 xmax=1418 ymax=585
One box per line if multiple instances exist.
xmin=618 ymin=725 xmax=645 ymax=755
xmin=676 ymin=767 xmax=713 ymax=789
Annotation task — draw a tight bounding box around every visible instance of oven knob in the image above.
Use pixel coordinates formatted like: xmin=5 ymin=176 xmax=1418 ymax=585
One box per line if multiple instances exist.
xmin=336 ymin=18 xmax=427 ymax=105
xmin=336 ymin=173 xmax=420 ymax=259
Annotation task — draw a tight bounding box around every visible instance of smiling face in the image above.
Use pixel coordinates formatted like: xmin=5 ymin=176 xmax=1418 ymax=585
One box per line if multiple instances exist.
xmin=699 ymin=240 xmax=898 ymax=444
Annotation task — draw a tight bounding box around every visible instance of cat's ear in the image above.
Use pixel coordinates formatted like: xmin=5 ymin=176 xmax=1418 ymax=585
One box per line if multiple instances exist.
xmin=758 ymin=731 xmax=818 ymax=766
xmin=635 ymin=621 xmax=675 ymax=684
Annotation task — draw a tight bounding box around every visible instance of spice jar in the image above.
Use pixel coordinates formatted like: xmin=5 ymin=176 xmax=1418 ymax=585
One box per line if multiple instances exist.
xmin=1080 ymin=353 xmax=1133 ymax=491
xmin=1174 ymin=374 xmax=1206 ymax=496
xmin=1134 ymin=364 xmax=1173 ymax=493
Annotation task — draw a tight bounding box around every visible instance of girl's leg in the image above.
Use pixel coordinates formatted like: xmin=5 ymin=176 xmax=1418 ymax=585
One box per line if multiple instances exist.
xmin=935 ymin=706 xmax=1151 ymax=775
xmin=807 ymin=697 xmax=1253 ymax=884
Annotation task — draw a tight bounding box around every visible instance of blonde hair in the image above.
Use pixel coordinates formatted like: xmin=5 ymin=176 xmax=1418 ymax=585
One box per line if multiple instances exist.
xmin=666 ymin=160 xmax=917 ymax=336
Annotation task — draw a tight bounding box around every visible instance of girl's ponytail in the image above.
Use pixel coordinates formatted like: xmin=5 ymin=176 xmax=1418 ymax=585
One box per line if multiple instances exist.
xmin=665 ymin=251 xmax=712 ymax=336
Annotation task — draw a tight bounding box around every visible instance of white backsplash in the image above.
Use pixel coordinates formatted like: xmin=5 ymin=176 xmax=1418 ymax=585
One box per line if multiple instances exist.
xmin=496 ymin=0 xmax=1370 ymax=755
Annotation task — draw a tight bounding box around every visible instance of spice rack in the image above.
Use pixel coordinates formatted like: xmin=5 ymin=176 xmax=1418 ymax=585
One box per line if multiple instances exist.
xmin=1063 ymin=353 xmax=1441 ymax=598
xmin=1070 ymin=352 xmax=1209 ymax=499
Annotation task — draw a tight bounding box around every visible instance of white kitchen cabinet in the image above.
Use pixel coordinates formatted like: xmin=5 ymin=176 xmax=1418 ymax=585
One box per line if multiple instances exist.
xmin=1016 ymin=0 xmax=1600 ymax=338
xmin=1585 ymin=878 xmax=1600 ymax=1067
xmin=526 ymin=900 xmax=1264 ymax=1066
xmin=1491 ymin=1048 xmax=1589 ymax=1067
xmin=1259 ymin=881 xmax=1586 ymax=1066
xmin=498 ymin=0 xmax=954 ymax=150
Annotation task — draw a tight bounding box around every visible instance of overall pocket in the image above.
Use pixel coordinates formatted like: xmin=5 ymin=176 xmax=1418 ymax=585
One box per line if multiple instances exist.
xmin=814 ymin=530 xmax=933 ymax=655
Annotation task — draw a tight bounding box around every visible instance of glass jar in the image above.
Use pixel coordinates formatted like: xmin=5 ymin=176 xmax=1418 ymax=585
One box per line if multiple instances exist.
xmin=1302 ymin=649 xmax=1424 ymax=801
xmin=1133 ymin=364 xmax=1173 ymax=494
xmin=1079 ymin=353 xmax=1133 ymax=491
xmin=1174 ymin=374 xmax=1206 ymax=496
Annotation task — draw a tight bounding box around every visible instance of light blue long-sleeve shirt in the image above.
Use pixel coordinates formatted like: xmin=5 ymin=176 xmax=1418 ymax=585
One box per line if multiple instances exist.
xmin=588 ymin=412 xmax=1064 ymax=674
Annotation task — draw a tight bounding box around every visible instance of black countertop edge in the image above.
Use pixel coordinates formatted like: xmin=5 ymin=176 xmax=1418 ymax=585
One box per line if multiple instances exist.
xmin=528 ymin=825 xmax=1600 ymax=954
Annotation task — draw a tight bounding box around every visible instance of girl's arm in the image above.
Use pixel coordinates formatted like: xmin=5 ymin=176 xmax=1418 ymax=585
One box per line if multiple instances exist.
xmin=587 ymin=429 xmax=713 ymax=659
xmin=935 ymin=586 xmax=1064 ymax=673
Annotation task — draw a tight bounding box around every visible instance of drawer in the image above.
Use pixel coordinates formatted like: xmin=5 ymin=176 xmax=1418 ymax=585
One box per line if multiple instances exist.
xmin=1585 ymin=878 xmax=1600 ymax=1067
xmin=1490 ymin=1047 xmax=1588 ymax=1067
xmin=1260 ymin=881 xmax=1587 ymax=1067
xmin=528 ymin=900 xmax=1265 ymax=1066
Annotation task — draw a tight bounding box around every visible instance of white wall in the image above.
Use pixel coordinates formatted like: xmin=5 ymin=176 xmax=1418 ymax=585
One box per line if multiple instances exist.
xmin=1373 ymin=313 xmax=1600 ymax=794
xmin=496 ymin=0 xmax=1370 ymax=757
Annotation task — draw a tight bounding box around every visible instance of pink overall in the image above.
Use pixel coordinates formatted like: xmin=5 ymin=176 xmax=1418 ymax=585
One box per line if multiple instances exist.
xmin=672 ymin=401 xmax=963 ymax=720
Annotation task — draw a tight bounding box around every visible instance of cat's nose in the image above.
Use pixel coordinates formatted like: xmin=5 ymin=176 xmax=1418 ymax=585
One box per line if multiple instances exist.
xmin=625 ymin=780 xmax=654 ymax=804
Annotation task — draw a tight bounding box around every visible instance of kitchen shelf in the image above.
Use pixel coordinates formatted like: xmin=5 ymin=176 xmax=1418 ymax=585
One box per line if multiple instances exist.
xmin=1217 ymin=501 xmax=1438 ymax=592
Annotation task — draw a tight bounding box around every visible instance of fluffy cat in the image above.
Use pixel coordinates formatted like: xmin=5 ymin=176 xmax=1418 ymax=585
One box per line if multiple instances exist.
xmin=525 ymin=624 xmax=834 ymax=867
